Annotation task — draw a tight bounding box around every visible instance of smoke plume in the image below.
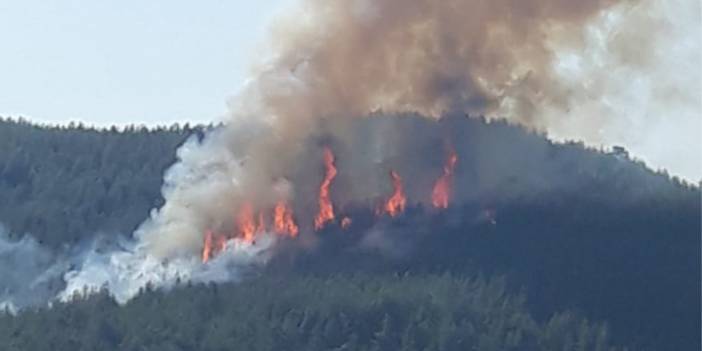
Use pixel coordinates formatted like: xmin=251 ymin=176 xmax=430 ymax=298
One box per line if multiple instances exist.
xmin=0 ymin=226 xmax=65 ymax=312
xmin=145 ymin=0 xmax=631 ymax=257
xmin=58 ymin=0 xmax=699 ymax=302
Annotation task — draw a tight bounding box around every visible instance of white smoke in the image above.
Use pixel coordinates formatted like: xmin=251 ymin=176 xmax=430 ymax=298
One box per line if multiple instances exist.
xmin=60 ymin=233 xmax=275 ymax=303
xmin=135 ymin=131 xmax=246 ymax=260
xmin=54 ymin=126 xmax=279 ymax=304
xmin=0 ymin=225 xmax=66 ymax=311
xmin=513 ymin=0 xmax=701 ymax=182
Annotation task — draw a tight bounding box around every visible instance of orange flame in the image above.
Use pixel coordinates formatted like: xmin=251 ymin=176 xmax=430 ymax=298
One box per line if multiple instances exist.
xmin=202 ymin=147 xmax=465 ymax=263
xmin=237 ymin=203 xmax=261 ymax=243
xmin=314 ymin=147 xmax=338 ymax=230
xmin=216 ymin=234 xmax=227 ymax=253
xmin=383 ymin=170 xmax=407 ymax=217
xmin=202 ymin=230 xmax=214 ymax=263
xmin=432 ymin=150 xmax=458 ymax=209
xmin=237 ymin=204 xmax=270 ymax=244
xmin=274 ymin=201 xmax=299 ymax=237
xmin=202 ymin=230 xmax=228 ymax=263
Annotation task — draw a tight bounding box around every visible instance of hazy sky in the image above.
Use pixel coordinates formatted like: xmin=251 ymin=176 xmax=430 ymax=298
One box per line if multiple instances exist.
xmin=1 ymin=1 xmax=698 ymax=181
xmin=0 ymin=0 xmax=285 ymax=126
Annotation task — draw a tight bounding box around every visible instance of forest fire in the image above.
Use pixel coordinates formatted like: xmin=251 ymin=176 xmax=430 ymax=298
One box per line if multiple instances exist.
xmin=201 ymin=202 xmax=299 ymax=263
xmin=201 ymin=230 xmax=213 ymax=263
xmin=314 ymin=147 xmax=338 ymax=230
xmin=432 ymin=150 xmax=458 ymax=209
xmin=238 ymin=203 xmax=260 ymax=244
xmin=274 ymin=201 xmax=299 ymax=237
xmin=201 ymin=230 xmax=227 ymax=263
xmin=380 ymin=170 xmax=407 ymax=217
xmin=200 ymin=204 xmax=266 ymax=263
xmin=202 ymin=146 xmax=457 ymax=262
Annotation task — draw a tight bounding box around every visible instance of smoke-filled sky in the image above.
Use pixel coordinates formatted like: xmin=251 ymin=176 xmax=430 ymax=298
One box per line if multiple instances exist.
xmin=0 ymin=0 xmax=699 ymax=182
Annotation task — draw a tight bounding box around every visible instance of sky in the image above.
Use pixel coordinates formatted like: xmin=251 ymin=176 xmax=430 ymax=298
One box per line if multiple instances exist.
xmin=0 ymin=0 xmax=699 ymax=181
xmin=0 ymin=0 xmax=286 ymax=126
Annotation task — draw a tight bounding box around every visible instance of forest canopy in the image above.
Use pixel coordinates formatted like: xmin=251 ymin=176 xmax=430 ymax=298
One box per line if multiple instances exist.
xmin=0 ymin=116 xmax=698 ymax=351
xmin=0 ymin=274 xmax=625 ymax=351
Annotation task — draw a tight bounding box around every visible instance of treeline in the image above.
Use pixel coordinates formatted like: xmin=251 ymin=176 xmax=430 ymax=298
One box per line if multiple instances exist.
xmin=1 ymin=115 xmax=697 ymax=249
xmin=0 ymin=116 xmax=699 ymax=350
xmin=0 ymin=117 xmax=204 ymax=247
xmin=0 ymin=274 xmax=626 ymax=351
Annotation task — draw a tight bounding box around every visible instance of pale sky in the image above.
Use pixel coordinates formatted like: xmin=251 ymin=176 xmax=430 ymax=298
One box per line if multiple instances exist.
xmin=0 ymin=0 xmax=285 ymax=126
xmin=1 ymin=1 xmax=698 ymax=181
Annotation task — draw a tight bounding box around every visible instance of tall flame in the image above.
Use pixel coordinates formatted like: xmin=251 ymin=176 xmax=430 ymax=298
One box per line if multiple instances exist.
xmin=202 ymin=230 xmax=228 ymax=263
xmin=202 ymin=147 xmax=459 ymax=263
xmin=274 ymin=201 xmax=299 ymax=237
xmin=238 ymin=203 xmax=260 ymax=243
xmin=314 ymin=147 xmax=338 ymax=230
xmin=432 ymin=150 xmax=458 ymax=209
xmin=383 ymin=170 xmax=407 ymax=217
xmin=202 ymin=230 xmax=214 ymax=263
xmin=234 ymin=204 xmax=272 ymax=245
xmin=216 ymin=234 xmax=227 ymax=253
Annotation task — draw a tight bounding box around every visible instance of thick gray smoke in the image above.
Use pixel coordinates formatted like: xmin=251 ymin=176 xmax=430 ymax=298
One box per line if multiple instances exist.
xmin=252 ymin=0 xmax=700 ymax=181
xmin=143 ymin=0 xmax=635 ymax=259
xmin=57 ymin=0 xmax=699 ymax=303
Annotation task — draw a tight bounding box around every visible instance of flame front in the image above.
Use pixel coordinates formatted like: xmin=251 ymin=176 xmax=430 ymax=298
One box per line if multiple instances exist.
xmin=202 ymin=230 xmax=228 ymax=263
xmin=383 ymin=170 xmax=407 ymax=217
xmin=201 ymin=147 xmax=460 ymax=263
xmin=314 ymin=147 xmax=338 ymax=230
xmin=274 ymin=201 xmax=299 ymax=237
xmin=202 ymin=230 xmax=214 ymax=263
xmin=216 ymin=234 xmax=227 ymax=253
xmin=238 ymin=203 xmax=258 ymax=243
xmin=432 ymin=150 xmax=458 ymax=209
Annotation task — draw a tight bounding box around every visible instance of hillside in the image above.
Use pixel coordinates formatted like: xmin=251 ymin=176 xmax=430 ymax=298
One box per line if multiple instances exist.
xmin=0 ymin=116 xmax=699 ymax=350
xmin=1 ymin=274 xmax=628 ymax=351
xmin=0 ymin=118 xmax=204 ymax=247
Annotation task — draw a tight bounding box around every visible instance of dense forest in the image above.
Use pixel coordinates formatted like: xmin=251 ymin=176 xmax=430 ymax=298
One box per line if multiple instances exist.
xmin=0 ymin=118 xmax=205 ymax=247
xmin=0 ymin=274 xmax=626 ymax=351
xmin=0 ymin=117 xmax=699 ymax=350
